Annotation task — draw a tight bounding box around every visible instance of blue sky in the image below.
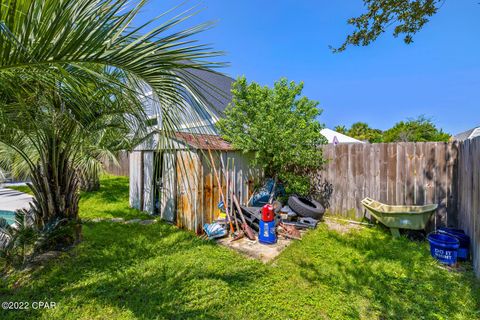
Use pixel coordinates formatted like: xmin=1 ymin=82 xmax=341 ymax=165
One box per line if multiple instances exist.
xmin=139 ymin=1 xmax=480 ymax=135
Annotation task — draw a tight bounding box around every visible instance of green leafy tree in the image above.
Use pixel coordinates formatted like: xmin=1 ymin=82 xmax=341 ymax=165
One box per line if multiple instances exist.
xmin=334 ymin=125 xmax=348 ymax=135
xmin=335 ymin=122 xmax=383 ymax=143
xmin=334 ymin=0 xmax=443 ymax=52
xmin=348 ymin=122 xmax=384 ymax=143
xmin=0 ymin=0 xmax=221 ymax=246
xmin=383 ymin=116 xmax=450 ymax=142
xmin=217 ymin=77 xmax=327 ymax=195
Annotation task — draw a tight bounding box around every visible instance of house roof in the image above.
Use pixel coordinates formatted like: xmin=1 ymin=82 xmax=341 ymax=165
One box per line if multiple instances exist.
xmin=174 ymin=132 xmax=234 ymax=151
xmin=179 ymin=68 xmax=234 ymax=117
xmin=452 ymin=126 xmax=480 ymax=141
xmin=320 ymin=128 xmax=365 ymax=144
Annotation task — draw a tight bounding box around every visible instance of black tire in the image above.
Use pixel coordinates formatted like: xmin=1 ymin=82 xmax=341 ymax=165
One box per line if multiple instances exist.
xmin=288 ymin=196 xmax=325 ymax=219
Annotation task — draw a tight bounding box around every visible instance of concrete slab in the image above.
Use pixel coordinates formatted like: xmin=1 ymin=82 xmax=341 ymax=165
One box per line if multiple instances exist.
xmin=0 ymin=188 xmax=33 ymax=211
xmin=217 ymin=236 xmax=296 ymax=263
xmin=125 ymin=218 xmax=142 ymax=224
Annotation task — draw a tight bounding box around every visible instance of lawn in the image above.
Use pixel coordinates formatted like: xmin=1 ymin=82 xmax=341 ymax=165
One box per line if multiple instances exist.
xmin=7 ymin=176 xmax=151 ymax=221
xmin=1 ymin=177 xmax=479 ymax=319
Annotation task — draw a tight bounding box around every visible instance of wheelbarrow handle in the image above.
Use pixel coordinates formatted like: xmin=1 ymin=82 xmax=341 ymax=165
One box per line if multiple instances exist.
xmin=362 ymin=197 xmax=375 ymax=206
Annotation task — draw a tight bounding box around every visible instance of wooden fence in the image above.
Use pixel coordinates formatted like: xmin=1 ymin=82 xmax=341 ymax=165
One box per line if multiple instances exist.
xmin=102 ymin=151 xmax=129 ymax=177
xmin=318 ymin=140 xmax=479 ymax=277
xmin=116 ymin=140 xmax=479 ymax=276
xmin=318 ymin=142 xmax=458 ymax=227
xmin=457 ymin=137 xmax=480 ymax=276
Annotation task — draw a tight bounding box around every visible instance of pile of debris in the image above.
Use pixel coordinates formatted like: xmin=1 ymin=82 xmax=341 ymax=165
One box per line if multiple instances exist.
xmin=202 ymin=174 xmax=325 ymax=244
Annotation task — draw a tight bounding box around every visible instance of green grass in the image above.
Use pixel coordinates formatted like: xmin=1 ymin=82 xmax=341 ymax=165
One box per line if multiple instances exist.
xmin=6 ymin=176 xmax=150 ymax=221
xmin=78 ymin=176 xmax=150 ymax=221
xmin=1 ymin=177 xmax=479 ymax=319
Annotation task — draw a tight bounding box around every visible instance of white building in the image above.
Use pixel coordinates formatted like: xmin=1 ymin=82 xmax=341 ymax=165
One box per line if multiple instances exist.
xmin=452 ymin=126 xmax=480 ymax=141
xmin=320 ymin=128 xmax=365 ymax=145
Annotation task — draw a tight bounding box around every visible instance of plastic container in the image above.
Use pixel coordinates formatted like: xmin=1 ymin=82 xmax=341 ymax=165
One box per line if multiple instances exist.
xmin=438 ymin=228 xmax=470 ymax=261
xmin=261 ymin=204 xmax=275 ymax=222
xmin=259 ymin=220 xmax=277 ymax=244
xmin=427 ymin=232 xmax=460 ymax=265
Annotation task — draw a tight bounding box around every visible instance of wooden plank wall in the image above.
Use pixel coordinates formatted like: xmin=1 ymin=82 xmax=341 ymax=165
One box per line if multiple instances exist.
xmin=103 ymin=151 xmax=130 ymax=177
xmin=318 ymin=142 xmax=458 ymax=227
xmin=457 ymin=137 xmax=480 ymax=277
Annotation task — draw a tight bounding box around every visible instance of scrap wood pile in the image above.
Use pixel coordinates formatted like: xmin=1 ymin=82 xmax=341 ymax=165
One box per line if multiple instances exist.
xmin=201 ymin=148 xmax=325 ymax=244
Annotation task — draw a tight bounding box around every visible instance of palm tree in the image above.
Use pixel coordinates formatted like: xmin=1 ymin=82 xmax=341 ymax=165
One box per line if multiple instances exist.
xmin=0 ymin=69 xmax=143 ymax=191
xmin=0 ymin=0 xmax=223 ymax=246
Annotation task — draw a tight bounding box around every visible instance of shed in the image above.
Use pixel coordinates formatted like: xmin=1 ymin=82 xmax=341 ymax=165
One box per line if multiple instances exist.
xmin=129 ymin=132 xmax=262 ymax=233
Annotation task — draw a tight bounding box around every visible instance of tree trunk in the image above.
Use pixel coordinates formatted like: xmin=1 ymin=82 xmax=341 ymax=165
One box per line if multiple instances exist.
xmin=28 ymin=150 xmax=82 ymax=247
xmin=79 ymin=168 xmax=100 ymax=192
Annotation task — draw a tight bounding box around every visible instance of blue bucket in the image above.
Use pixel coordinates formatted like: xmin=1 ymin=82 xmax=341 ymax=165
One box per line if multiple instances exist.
xmin=438 ymin=228 xmax=470 ymax=261
xmin=427 ymin=232 xmax=460 ymax=265
xmin=259 ymin=220 xmax=277 ymax=245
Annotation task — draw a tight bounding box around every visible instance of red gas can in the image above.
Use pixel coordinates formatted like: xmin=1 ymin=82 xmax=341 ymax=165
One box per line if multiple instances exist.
xmin=261 ymin=204 xmax=275 ymax=222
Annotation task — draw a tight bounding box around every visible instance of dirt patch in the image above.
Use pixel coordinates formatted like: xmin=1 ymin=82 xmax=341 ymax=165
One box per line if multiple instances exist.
xmin=324 ymin=218 xmax=363 ymax=234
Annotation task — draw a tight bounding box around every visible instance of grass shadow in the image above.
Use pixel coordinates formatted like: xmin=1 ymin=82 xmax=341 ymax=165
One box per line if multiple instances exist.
xmin=289 ymin=226 xmax=480 ymax=319
xmin=1 ymin=222 xmax=264 ymax=319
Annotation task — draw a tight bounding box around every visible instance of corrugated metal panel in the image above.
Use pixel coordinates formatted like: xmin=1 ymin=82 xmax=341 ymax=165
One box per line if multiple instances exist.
xmin=130 ymin=147 xmax=263 ymax=234
xmin=174 ymin=132 xmax=233 ymax=151
xmin=129 ymin=151 xmax=142 ymax=210
xmin=143 ymin=151 xmax=155 ymax=214
xmin=134 ymin=132 xmax=233 ymax=151
xmin=176 ymin=150 xmax=201 ymax=232
xmin=227 ymin=151 xmax=262 ymax=206
xmin=160 ymin=151 xmax=176 ymax=222
xmin=199 ymin=150 xmax=223 ymax=224
xmin=194 ymin=150 xmax=262 ymax=232
xmin=134 ymin=133 xmax=189 ymax=151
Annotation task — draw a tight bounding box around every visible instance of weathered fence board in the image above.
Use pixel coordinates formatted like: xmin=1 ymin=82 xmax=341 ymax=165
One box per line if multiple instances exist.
xmin=319 ymin=142 xmax=457 ymax=227
xmin=103 ymin=151 xmax=130 ymax=177
xmin=123 ymin=138 xmax=479 ymax=276
xmin=318 ymin=140 xmax=478 ymax=277
xmin=457 ymin=137 xmax=480 ymax=277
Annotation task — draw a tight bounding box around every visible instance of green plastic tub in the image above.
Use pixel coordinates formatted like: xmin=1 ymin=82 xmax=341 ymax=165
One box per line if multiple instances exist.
xmin=361 ymin=197 xmax=437 ymax=237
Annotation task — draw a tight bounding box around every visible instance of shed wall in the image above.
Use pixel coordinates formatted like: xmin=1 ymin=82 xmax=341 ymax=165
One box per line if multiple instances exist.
xmin=160 ymin=151 xmax=176 ymax=222
xmin=129 ymin=151 xmax=142 ymax=210
xmin=175 ymin=149 xmax=262 ymax=234
xmin=130 ymin=148 xmax=262 ymax=233
xmin=143 ymin=152 xmax=155 ymax=213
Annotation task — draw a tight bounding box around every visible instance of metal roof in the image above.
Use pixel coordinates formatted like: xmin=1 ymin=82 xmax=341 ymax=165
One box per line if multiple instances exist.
xmin=452 ymin=126 xmax=480 ymax=141
xmin=177 ymin=68 xmax=234 ymax=117
xmin=173 ymin=132 xmax=234 ymax=151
